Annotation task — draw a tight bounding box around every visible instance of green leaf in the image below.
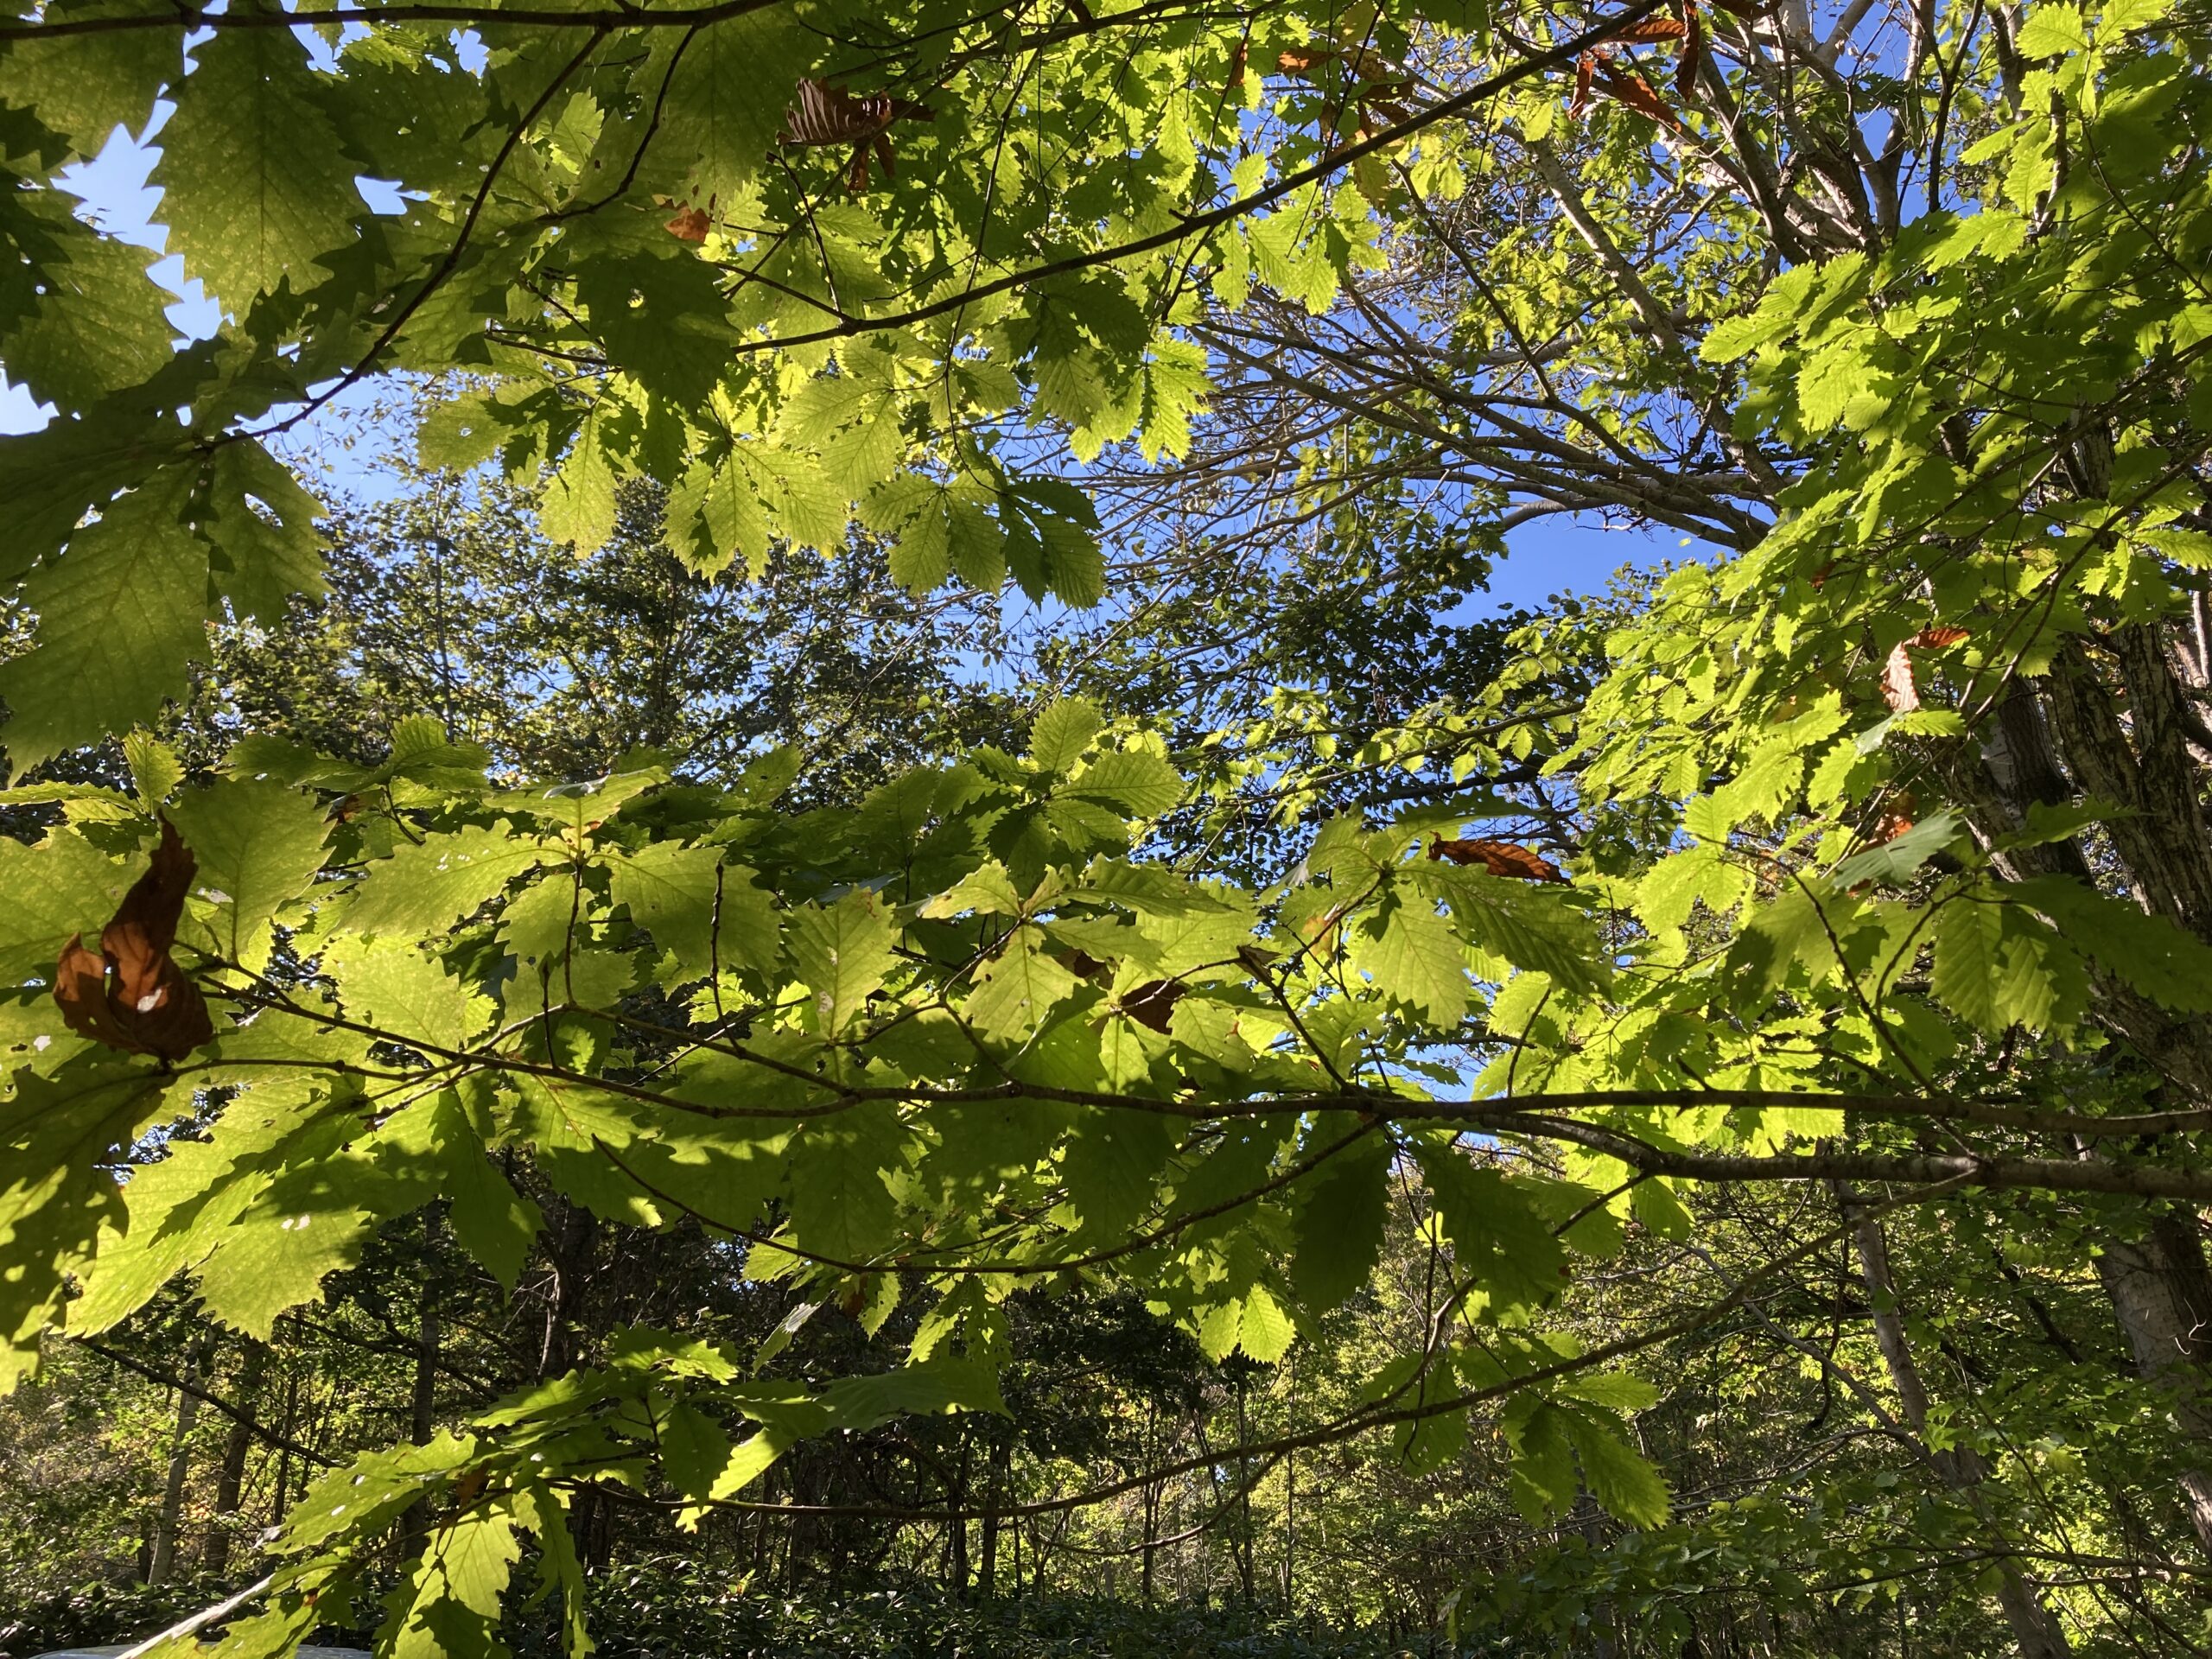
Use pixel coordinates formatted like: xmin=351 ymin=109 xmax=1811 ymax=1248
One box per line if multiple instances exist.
xmin=1830 ymin=810 xmax=1962 ymax=887
xmin=1062 ymin=749 xmax=1184 ymax=818
xmin=1559 ymin=1405 xmax=1672 ymax=1528
xmin=1929 ymin=899 xmax=2007 ymax=1032
xmin=1 ymin=195 xmax=175 ymax=410
xmin=204 ymin=439 xmax=327 ymax=623
xmin=0 ymin=466 xmax=209 ymax=769
xmin=606 ymin=843 xmax=778 ymax=984
xmin=1287 ymin=1124 xmax=1390 ymax=1313
xmin=785 ymin=1103 xmax=906 ymax=1264
xmin=346 ymin=823 xmax=563 ymax=939
xmin=539 ymin=410 xmax=620 ymax=555
xmin=1029 ymin=700 xmax=1103 ymax=772
xmin=326 ymin=937 xmax=492 ymax=1051
xmin=1355 ymin=888 xmax=1469 ymax=1024
xmin=963 ymin=929 xmax=1081 ymax=1044
xmin=387 ymin=1496 xmax=522 ymax=1659
xmin=1416 ymin=865 xmax=1606 ymax=994
xmin=168 ymin=777 xmax=331 ymax=972
xmin=2011 ymin=876 xmax=2212 ymax=1014
xmin=657 ymin=14 xmax=815 ymax=208
xmin=1060 ymin=1105 xmax=1178 ymax=1237
xmin=0 ymin=0 xmax=175 ymax=160
xmin=150 ymin=27 xmax=364 ymax=308
xmin=123 ymin=728 xmax=182 ymax=809
xmin=789 ymin=890 xmax=896 ymax=1033
xmin=1414 ymin=1147 xmax=1566 ymax=1312
xmin=432 ymin=1090 xmax=542 ymax=1292
xmin=0 ymin=1066 xmax=177 ymax=1389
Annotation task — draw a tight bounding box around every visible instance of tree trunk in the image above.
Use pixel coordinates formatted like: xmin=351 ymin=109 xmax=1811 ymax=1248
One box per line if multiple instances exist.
xmin=202 ymin=1340 xmax=269 ymax=1577
xmin=2092 ymin=1207 xmax=2212 ymax=1554
xmin=270 ymin=1359 xmax=300 ymax=1527
xmin=1958 ymin=658 xmax=2212 ymax=1560
xmin=978 ymin=1431 xmax=1008 ymax=1600
xmin=947 ymin=1434 xmax=970 ymax=1597
xmin=403 ymin=1215 xmax=445 ymax=1553
xmin=147 ymin=1338 xmax=213 ymax=1586
xmin=538 ymin=1200 xmax=596 ymax=1382
xmin=1854 ymin=1215 xmax=2074 ymax=1659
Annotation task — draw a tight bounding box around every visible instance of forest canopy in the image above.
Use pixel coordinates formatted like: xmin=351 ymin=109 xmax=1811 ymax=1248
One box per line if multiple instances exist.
xmin=4 ymin=0 xmax=2212 ymax=1655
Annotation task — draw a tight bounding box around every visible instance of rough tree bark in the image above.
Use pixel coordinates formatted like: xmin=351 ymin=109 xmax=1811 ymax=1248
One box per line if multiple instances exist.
xmin=1854 ymin=1214 xmax=2074 ymax=1659
xmin=202 ymin=1339 xmax=269 ymax=1577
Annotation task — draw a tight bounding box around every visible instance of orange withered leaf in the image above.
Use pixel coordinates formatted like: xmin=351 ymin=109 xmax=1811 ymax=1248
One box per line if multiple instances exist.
xmin=664 ymin=206 xmax=711 ymax=242
xmin=1570 ymin=52 xmax=1598 ymax=118
xmin=1867 ymin=791 xmax=1918 ymax=846
xmin=54 ymin=817 xmax=214 ymax=1063
xmin=1676 ymin=4 xmax=1706 ymax=97
xmin=1615 ymin=16 xmax=1688 ymax=40
xmin=1910 ymin=624 xmax=1972 ymax=649
xmin=1428 ymin=838 xmax=1567 ymax=883
xmin=1881 ymin=626 xmax=1970 ymax=712
xmin=1595 ymin=61 xmax=1682 ymax=130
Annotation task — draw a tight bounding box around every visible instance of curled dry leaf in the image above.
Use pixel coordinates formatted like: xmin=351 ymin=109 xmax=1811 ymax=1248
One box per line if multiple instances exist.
xmin=1882 ymin=626 xmax=1972 ymax=712
xmin=1880 ymin=641 xmax=1921 ymax=712
xmin=779 ymin=79 xmax=909 ymax=147
xmin=1910 ymin=624 xmax=1972 ymax=649
xmin=1676 ymin=3 xmax=1706 ymax=97
xmin=54 ymin=817 xmax=214 ymax=1063
xmin=1614 ymin=16 xmax=1689 ymax=40
xmin=1570 ymin=52 xmax=1598 ymax=118
xmin=1428 ymin=838 xmax=1567 ymax=883
xmin=1594 ymin=61 xmax=1682 ymax=130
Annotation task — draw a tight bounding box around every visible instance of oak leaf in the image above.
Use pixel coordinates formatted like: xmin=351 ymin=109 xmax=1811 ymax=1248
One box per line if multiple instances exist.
xmin=665 ymin=206 xmax=711 ymax=242
xmin=54 ymin=817 xmax=214 ymax=1062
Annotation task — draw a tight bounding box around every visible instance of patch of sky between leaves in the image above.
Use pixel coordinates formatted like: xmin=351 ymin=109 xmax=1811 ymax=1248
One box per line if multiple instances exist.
xmin=0 ymin=60 xmax=416 ymax=438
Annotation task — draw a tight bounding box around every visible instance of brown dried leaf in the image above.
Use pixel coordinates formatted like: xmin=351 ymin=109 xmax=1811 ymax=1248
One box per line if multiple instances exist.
xmin=1910 ymin=624 xmax=1972 ymax=649
xmin=1428 ymin=838 xmax=1567 ymax=883
xmin=664 ymin=206 xmax=711 ymax=243
xmin=1867 ymin=791 xmax=1918 ymax=847
xmin=1676 ymin=5 xmax=1706 ymax=98
xmin=1569 ymin=52 xmax=1598 ymax=118
xmin=779 ymin=79 xmax=928 ymax=148
xmin=1614 ymin=16 xmax=1688 ymax=40
xmin=1596 ymin=62 xmax=1682 ymax=130
xmin=1880 ymin=641 xmax=1921 ymax=712
xmin=53 ymin=817 xmax=213 ymax=1063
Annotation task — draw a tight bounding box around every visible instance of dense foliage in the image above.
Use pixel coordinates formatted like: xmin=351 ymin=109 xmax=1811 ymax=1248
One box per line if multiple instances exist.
xmin=7 ymin=0 xmax=2212 ymax=1655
